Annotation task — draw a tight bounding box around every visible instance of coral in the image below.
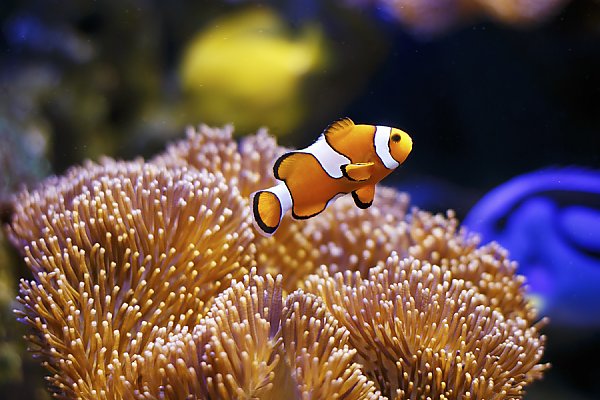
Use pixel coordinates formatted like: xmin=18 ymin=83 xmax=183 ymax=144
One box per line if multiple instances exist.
xmin=151 ymin=125 xmax=541 ymax=322
xmin=8 ymin=160 xmax=254 ymax=398
xmin=407 ymin=210 xmax=537 ymax=322
xmin=304 ymin=256 xmax=547 ymax=398
xmin=133 ymin=271 xmax=380 ymax=399
xmin=7 ymin=124 xmax=547 ymax=399
xmin=349 ymin=0 xmax=571 ymax=36
xmin=378 ymin=0 xmax=473 ymax=36
xmin=151 ymin=124 xmax=285 ymax=198
xmin=473 ymin=0 xmax=571 ymax=25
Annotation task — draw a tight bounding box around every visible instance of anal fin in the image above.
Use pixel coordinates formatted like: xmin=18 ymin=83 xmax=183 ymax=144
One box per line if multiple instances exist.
xmin=341 ymin=162 xmax=374 ymax=182
xmin=292 ymin=201 xmax=328 ymax=220
xmin=351 ymin=185 xmax=375 ymax=209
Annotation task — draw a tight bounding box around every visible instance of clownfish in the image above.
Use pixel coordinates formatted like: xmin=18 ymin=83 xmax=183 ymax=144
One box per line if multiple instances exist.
xmin=251 ymin=118 xmax=413 ymax=236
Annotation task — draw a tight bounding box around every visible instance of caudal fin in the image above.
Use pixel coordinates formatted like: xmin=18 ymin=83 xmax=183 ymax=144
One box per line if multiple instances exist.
xmin=251 ymin=190 xmax=283 ymax=236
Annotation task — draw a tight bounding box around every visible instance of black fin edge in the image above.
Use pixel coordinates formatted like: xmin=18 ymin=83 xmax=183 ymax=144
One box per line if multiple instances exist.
xmin=273 ymin=152 xmax=296 ymax=181
xmin=292 ymin=208 xmax=325 ymax=220
xmin=253 ymin=191 xmax=279 ymax=234
xmin=291 ymin=191 xmax=346 ymax=220
xmin=323 ymin=117 xmax=354 ymax=133
xmin=340 ymin=165 xmax=358 ymax=182
xmin=351 ymin=190 xmax=372 ymax=209
xmin=322 ymin=117 xmax=354 ymax=136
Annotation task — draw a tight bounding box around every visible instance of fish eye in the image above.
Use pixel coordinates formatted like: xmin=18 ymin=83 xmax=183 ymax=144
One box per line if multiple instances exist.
xmin=391 ymin=133 xmax=401 ymax=143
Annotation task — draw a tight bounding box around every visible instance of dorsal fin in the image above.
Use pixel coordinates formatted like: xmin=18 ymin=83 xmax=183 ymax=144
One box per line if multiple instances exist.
xmin=322 ymin=117 xmax=355 ymax=143
xmin=273 ymin=152 xmax=308 ymax=181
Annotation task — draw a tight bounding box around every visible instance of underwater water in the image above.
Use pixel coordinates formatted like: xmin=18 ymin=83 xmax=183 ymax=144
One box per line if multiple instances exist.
xmin=1 ymin=0 xmax=599 ymax=399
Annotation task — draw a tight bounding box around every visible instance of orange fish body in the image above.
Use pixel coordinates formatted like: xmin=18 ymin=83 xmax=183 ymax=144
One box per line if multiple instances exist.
xmin=251 ymin=118 xmax=412 ymax=236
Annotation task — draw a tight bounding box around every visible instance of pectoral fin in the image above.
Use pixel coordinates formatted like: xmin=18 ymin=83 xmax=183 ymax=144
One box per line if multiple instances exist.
xmin=341 ymin=162 xmax=374 ymax=182
xmin=352 ymin=185 xmax=375 ymax=209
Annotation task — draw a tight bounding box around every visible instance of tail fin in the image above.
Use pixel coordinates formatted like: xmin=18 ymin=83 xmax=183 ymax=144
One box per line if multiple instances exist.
xmin=252 ymin=190 xmax=283 ymax=236
xmin=251 ymin=184 xmax=292 ymax=237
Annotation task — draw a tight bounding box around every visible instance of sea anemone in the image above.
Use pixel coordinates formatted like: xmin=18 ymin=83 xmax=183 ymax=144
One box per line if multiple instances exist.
xmin=7 ymin=124 xmax=548 ymax=399
xmin=132 ymin=271 xmax=380 ymax=399
xmin=304 ymin=255 xmax=547 ymax=398
xmin=151 ymin=124 xmax=284 ymax=199
xmin=8 ymin=160 xmax=255 ymax=397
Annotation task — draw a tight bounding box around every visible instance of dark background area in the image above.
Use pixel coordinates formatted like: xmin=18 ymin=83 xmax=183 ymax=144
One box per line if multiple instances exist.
xmin=345 ymin=0 xmax=600 ymax=215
